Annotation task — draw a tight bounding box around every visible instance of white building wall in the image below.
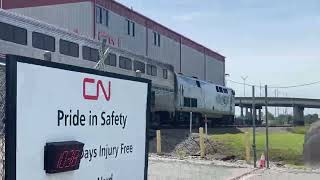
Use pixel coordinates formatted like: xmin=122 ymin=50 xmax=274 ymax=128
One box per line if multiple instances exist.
xmin=96 ymin=9 xmax=146 ymax=58
xmin=9 ymin=2 xmax=94 ymax=38
xmin=147 ymin=29 xmax=180 ymax=72
xmin=206 ymin=55 xmax=225 ymax=85
xmin=6 ymin=1 xmax=226 ymax=85
xmin=181 ymin=44 xmax=205 ymax=79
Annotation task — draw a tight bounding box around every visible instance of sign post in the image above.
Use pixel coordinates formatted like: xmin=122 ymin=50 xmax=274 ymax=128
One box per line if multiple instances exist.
xmin=6 ymin=55 xmax=150 ymax=180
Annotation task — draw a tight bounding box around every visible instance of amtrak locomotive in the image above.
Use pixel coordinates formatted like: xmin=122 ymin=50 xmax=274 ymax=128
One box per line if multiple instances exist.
xmin=0 ymin=9 xmax=235 ymax=127
xmin=152 ymin=73 xmax=235 ymax=127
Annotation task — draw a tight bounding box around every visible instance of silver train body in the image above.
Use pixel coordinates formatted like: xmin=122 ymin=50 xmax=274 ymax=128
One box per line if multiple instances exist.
xmin=0 ymin=9 xmax=235 ymax=127
xmin=153 ymin=73 xmax=235 ymax=126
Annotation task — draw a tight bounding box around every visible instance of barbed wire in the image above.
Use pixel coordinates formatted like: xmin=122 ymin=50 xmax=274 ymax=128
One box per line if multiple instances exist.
xmin=227 ymin=79 xmax=320 ymax=89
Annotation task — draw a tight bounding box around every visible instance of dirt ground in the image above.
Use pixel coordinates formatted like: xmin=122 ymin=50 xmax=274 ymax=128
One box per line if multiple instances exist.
xmin=148 ymin=127 xmax=294 ymax=159
xmin=149 ymin=129 xmax=232 ymax=160
xmin=148 ymin=126 xmax=305 ymax=166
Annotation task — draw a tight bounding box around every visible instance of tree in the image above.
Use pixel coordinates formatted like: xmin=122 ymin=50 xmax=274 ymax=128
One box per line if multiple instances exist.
xmin=263 ymin=111 xmax=275 ymax=121
xmin=275 ymin=114 xmax=293 ymax=125
xmin=305 ymin=114 xmax=319 ymax=125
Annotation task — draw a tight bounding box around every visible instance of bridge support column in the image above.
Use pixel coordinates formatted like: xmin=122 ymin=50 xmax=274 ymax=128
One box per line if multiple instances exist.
xmin=258 ymin=108 xmax=262 ymax=123
xmin=293 ymin=105 xmax=304 ymax=126
xmin=240 ymin=106 xmax=244 ymax=118
xmin=245 ymin=107 xmax=251 ymax=119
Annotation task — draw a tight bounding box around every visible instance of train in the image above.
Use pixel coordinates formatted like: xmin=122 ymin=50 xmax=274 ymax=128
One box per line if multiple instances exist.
xmin=0 ymin=9 xmax=235 ymax=127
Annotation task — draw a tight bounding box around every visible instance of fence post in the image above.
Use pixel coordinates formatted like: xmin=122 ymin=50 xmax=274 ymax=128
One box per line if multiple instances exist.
xmin=245 ymin=132 xmax=250 ymax=163
xmin=189 ymin=112 xmax=193 ymax=134
xmin=205 ymin=114 xmax=208 ymax=137
xmin=199 ymin=127 xmax=205 ymax=158
xmin=156 ymin=130 xmax=161 ymax=154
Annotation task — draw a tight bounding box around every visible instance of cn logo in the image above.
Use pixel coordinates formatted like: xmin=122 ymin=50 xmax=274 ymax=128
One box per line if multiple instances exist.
xmin=83 ymin=78 xmax=111 ymax=101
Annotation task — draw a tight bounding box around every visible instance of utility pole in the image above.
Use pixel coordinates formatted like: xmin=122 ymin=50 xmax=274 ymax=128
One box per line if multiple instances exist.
xmin=274 ymin=89 xmax=277 ymax=117
xmin=277 ymin=89 xmax=280 ymax=116
xmin=265 ymin=85 xmax=270 ymax=168
xmin=252 ymin=86 xmax=257 ymax=167
xmin=241 ymin=76 xmax=248 ymax=97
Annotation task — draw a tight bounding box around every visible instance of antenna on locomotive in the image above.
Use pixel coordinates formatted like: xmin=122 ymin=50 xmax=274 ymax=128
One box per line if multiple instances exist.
xmin=94 ymin=39 xmax=110 ymax=71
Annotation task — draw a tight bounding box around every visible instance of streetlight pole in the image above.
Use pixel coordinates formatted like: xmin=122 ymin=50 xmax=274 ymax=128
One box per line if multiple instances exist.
xmin=241 ymin=76 xmax=248 ymax=97
xmin=252 ymin=86 xmax=257 ymax=167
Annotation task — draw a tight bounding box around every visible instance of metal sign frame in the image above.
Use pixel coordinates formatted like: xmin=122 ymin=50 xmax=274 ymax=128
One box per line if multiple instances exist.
xmin=5 ymin=55 xmax=150 ymax=180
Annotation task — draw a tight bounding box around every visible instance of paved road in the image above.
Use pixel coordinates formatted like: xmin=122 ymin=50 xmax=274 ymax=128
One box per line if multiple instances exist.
xmin=148 ymin=156 xmax=320 ymax=180
xmin=148 ymin=157 xmax=254 ymax=180
xmin=242 ymin=168 xmax=320 ymax=180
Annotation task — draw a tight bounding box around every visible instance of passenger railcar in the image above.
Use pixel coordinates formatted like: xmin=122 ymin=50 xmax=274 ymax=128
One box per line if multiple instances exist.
xmin=0 ymin=9 xmax=234 ymax=127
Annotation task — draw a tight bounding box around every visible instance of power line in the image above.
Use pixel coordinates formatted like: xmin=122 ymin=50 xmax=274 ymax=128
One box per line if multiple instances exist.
xmin=226 ymin=79 xmax=320 ymax=89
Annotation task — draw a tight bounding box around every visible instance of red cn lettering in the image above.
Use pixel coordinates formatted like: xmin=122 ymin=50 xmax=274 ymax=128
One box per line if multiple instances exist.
xmin=83 ymin=78 xmax=111 ymax=101
xmin=108 ymin=37 xmax=115 ymax=46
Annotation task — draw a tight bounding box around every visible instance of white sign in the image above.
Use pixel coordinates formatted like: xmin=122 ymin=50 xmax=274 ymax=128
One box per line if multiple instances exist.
xmin=6 ymin=56 xmax=150 ymax=180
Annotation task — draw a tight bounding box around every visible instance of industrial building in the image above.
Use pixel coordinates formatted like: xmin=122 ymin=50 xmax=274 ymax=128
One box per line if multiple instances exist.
xmin=2 ymin=0 xmax=226 ymax=85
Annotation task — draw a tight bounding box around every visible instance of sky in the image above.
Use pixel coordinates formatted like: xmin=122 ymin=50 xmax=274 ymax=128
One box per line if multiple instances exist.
xmin=117 ymin=0 xmax=320 ymax=115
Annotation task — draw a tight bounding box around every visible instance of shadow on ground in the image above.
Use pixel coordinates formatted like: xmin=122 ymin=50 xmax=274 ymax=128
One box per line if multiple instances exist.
xmin=207 ymin=128 xmax=243 ymax=135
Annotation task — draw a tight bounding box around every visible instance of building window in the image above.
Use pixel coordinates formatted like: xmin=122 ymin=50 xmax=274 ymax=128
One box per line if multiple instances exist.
xmin=153 ymin=32 xmax=156 ymax=45
xmin=147 ymin=64 xmax=157 ymax=76
xmin=105 ymin=53 xmax=117 ymax=66
xmin=82 ymin=46 xmax=98 ymax=62
xmin=32 ymin=32 xmax=55 ymax=52
xmin=59 ymin=39 xmax=79 ymax=58
xmin=134 ymin=60 xmax=145 ymax=73
xmin=191 ymin=98 xmax=197 ymax=108
xmin=127 ymin=20 xmax=130 ymax=35
xmin=184 ymin=97 xmax=191 ymax=107
xmin=0 ymin=22 xmax=27 ymax=45
xmin=96 ymin=6 xmax=102 ymax=24
xmin=132 ymin=21 xmax=135 ymax=37
xmin=105 ymin=9 xmax=109 ymax=26
xmin=119 ymin=56 xmax=132 ymax=70
xmin=158 ymin=33 xmax=160 ymax=46
xmin=184 ymin=97 xmax=197 ymax=107
xmin=126 ymin=19 xmax=135 ymax=37
xmin=153 ymin=31 xmax=160 ymax=47
xmin=163 ymin=69 xmax=168 ymax=79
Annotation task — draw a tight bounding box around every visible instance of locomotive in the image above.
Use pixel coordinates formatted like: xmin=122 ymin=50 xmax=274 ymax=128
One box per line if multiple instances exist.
xmin=152 ymin=71 xmax=235 ymax=127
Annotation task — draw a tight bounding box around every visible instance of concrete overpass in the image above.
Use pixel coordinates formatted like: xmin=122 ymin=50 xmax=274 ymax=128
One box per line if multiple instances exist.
xmin=235 ymin=97 xmax=320 ymax=125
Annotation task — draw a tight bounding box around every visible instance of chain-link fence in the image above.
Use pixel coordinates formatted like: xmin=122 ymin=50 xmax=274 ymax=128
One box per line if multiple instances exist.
xmin=0 ymin=65 xmax=5 ymax=179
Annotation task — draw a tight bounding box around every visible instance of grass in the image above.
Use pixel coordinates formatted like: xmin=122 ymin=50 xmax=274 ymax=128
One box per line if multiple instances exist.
xmin=290 ymin=126 xmax=309 ymax=134
xmin=209 ymin=128 xmax=305 ymax=165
